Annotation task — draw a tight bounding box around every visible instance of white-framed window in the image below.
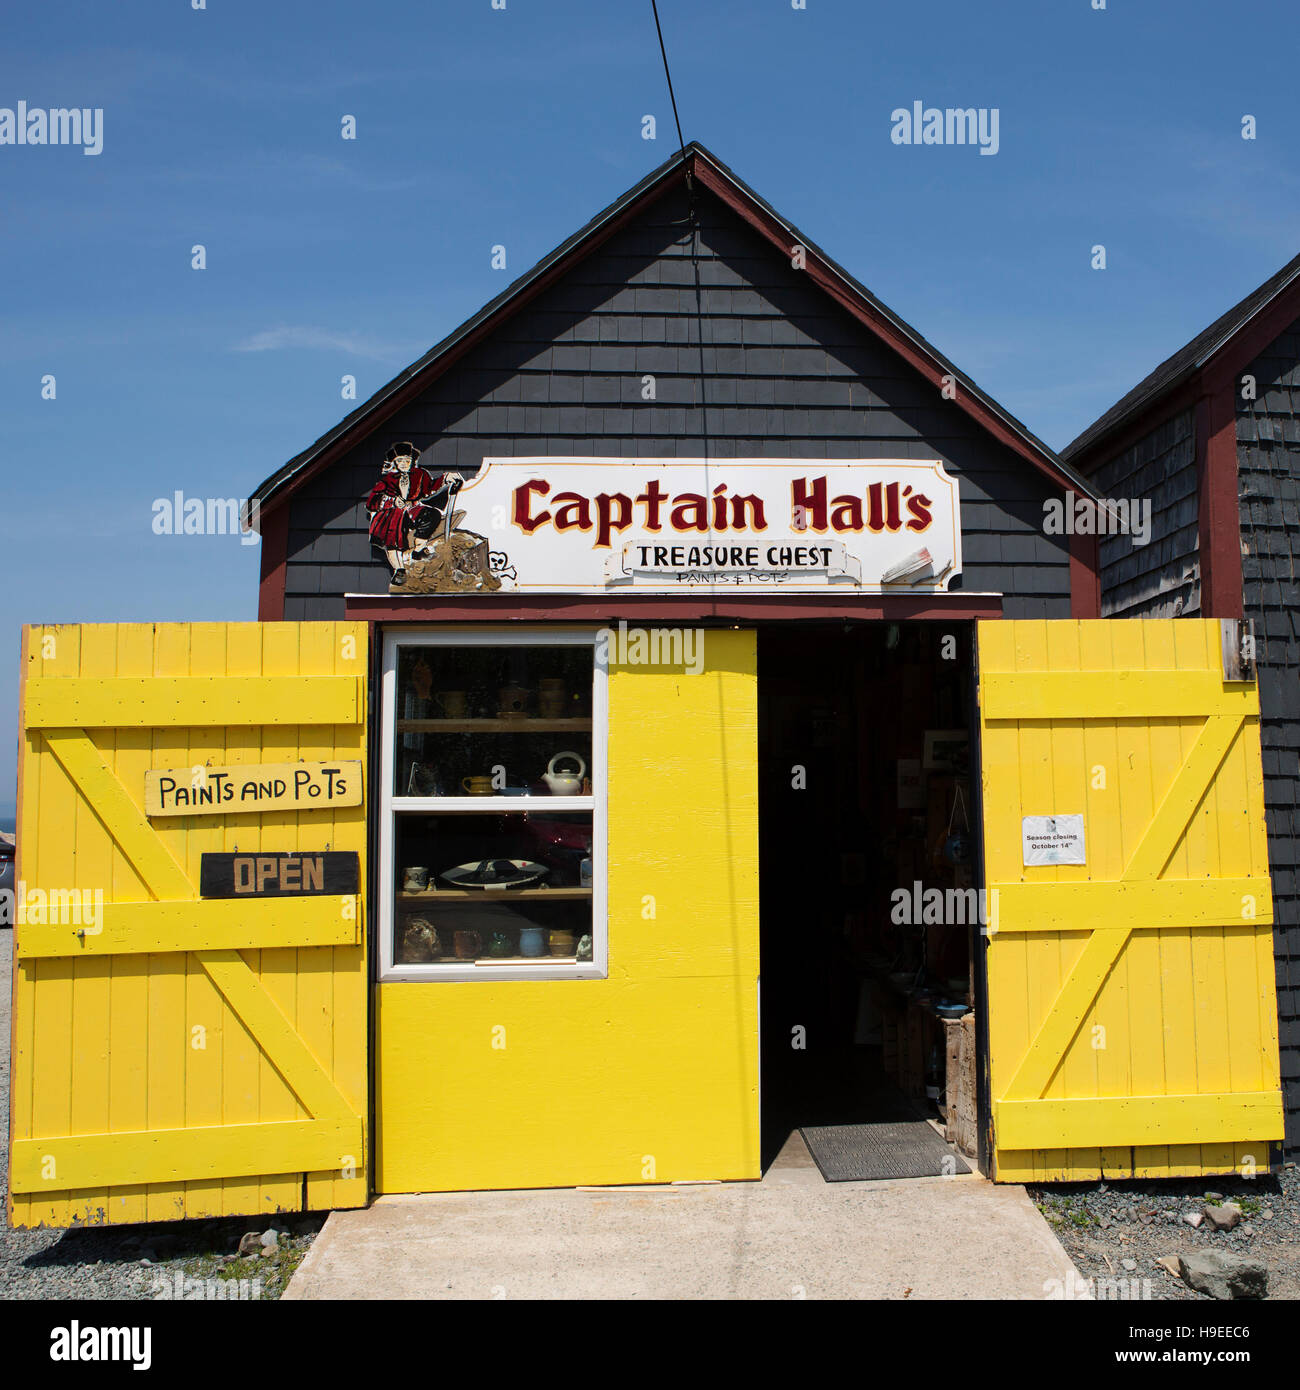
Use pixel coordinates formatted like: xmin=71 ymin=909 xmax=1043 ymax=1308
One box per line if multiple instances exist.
xmin=377 ymin=627 xmax=608 ymax=982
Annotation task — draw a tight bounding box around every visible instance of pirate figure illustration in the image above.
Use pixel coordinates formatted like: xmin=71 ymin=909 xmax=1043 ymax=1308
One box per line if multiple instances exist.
xmin=363 ymin=443 xmax=504 ymax=595
xmin=364 ymin=441 xmax=464 ymax=587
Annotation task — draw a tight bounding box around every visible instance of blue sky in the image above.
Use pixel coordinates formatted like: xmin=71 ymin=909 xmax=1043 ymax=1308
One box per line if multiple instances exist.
xmin=2 ymin=0 xmax=1297 ymax=813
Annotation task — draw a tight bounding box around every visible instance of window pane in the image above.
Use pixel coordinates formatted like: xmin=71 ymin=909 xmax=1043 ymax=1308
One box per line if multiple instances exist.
xmin=394 ymin=810 xmax=594 ymax=966
xmin=395 ymin=644 xmax=593 ymax=798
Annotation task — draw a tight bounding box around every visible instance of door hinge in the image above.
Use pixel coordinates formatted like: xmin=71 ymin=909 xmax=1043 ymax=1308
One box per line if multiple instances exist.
xmin=1220 ymin=618 xmax=1256 ymax=682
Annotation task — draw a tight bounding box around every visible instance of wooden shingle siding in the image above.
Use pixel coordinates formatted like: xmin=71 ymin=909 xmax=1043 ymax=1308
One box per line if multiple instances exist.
xmin=1089 ymin=408 xmax=1200 ymax=619
xmin=1237 ymin=314 xmax=1300 ymax=1152
xmin=280 ymin=186 xmax=1070 ymax=618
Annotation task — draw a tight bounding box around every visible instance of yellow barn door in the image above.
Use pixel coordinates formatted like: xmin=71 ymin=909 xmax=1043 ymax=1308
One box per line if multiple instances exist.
xmin=8 ymin=622 xmax=369 ymax=1228
xmin=978 ymin=619 xmax=1283 ymax=1182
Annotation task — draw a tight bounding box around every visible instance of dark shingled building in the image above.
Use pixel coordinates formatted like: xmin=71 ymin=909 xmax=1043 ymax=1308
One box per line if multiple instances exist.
xmin=250 ymin=144 xmax=1100 ymax=625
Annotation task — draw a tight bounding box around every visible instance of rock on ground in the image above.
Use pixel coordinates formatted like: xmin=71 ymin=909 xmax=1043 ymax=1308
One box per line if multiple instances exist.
xmin=1205 ymin=1202 xmax=1242 ymax=1232
xmin=1178 ymin=1250 xmax=1268 ymax=1301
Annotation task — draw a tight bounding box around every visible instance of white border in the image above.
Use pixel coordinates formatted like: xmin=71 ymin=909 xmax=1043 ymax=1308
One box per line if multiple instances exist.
xmin=377 ymin=626 xmax=608 ymax=983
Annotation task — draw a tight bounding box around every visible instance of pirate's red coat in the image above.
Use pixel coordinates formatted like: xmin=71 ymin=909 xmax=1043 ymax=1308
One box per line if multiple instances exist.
xmin=365 ymin=467 xmax=448 ymax=550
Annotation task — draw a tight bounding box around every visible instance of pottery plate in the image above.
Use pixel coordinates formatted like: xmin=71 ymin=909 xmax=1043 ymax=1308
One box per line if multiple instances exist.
xmin=441 ymin=859 xmax=547 ymax=889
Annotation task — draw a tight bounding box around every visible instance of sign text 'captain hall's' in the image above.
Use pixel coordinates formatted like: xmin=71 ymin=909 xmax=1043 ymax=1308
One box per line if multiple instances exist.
xmin=512 ymin=473 xmax=936 ymax=547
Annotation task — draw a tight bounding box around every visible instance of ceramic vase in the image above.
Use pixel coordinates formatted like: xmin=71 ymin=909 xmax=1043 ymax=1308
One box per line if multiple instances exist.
xmin=519 ymin=927 xmax=546 ymax=957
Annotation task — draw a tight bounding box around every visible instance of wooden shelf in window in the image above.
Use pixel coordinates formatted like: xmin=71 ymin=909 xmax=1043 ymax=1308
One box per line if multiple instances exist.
xmin=395 ymin=718 xmax=592 ymax=733
xmin=398 ymin=888 xmax=592 ymax=902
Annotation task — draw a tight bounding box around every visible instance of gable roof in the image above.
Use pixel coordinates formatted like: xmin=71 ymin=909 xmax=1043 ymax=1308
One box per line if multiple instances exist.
xmin=1063 ymin=249 xmax=1300 ymax=463
xmin=246 ymin=142 xmax=1095 ymax=524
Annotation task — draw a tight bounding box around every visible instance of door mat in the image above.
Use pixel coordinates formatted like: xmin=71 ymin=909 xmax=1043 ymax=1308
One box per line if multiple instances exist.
xmin=800 ymin=1121 xmax=970 ymax=1182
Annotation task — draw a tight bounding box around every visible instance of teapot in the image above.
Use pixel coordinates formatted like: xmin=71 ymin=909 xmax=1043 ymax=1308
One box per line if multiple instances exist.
xmin=542 ymin=751 xmax=587 ymax=796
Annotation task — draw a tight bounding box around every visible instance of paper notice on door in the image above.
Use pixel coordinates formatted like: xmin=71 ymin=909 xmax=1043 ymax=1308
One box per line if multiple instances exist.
xmin=1022 ymin=814 xmax=1086 ymax=867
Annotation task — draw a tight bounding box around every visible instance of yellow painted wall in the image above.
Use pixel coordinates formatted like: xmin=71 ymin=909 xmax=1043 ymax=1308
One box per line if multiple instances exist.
xmin=375 ymin=628 xmax=760 ymax=1193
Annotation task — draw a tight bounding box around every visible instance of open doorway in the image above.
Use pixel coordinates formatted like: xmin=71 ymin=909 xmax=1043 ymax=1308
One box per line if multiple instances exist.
xmin=757 ymin=622 xmax=981 ymax=1180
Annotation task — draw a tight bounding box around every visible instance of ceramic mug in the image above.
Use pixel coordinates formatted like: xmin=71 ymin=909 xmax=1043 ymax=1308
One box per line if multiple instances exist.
xmin=402 ymin=866 xmax=430 ymax=892
xmin=453 ymin=929 xmax=481 ymax=960
xmin=461 ymin=775 xmax=495 ymax=796
xmin=437 ymin=690 xmax=468 ymax=718
xmin=519 ymin=927 xmax=546 ymax=958
xmin=498 ymin=684 xmax=530 ymax=714
xmin=547 ymin=929 xmax=577 ymax=956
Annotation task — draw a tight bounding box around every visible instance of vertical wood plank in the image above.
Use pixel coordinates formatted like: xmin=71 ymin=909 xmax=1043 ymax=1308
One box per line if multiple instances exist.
xmin=299 ymin=622 xmax=340 ymax=1213
xmin=182 ymin=622 xmax=228 ymax=1219
xmin=67 ymin=624 xmax=116 ymax=1222
xmin=106 ymin=623 xmax=154 ymax=1225
xmin=145 ymin=623 xmax=193 ymax=1223
xmin=9 ymin=628 xmax=39 ymax=1227
xmin=217 ymin=622 xmax=267 ymax=1219
xmin=30 ymin=624 xmax=80 ymax=1225
xmin=255 ymin=620 xmax=306 ymax=1217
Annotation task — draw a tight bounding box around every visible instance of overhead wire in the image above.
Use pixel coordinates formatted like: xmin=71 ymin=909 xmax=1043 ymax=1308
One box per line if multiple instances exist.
xmin=650 ymin=0 xmax=688 ymax=164
xmin=649 ymin=2 xmax=713 ymax=591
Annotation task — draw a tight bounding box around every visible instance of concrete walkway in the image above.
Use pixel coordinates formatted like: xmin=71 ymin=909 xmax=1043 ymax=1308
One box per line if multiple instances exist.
xmin=286 ymin=1135 xmax=1082 ymax=1300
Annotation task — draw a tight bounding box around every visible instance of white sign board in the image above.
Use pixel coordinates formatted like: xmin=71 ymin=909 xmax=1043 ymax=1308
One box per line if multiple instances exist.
xmin=1022 ymin=814 xmax=1087 ymax=867
xmin=446 ymin=458 xmax=961 ymax=594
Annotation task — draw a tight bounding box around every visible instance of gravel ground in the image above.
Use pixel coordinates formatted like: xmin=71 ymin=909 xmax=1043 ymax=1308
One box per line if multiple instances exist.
xmin=1030 ymin=1166 xmax=1300 ymax=1300
xmin=0 ymin=929 xmax=323 ymax=1300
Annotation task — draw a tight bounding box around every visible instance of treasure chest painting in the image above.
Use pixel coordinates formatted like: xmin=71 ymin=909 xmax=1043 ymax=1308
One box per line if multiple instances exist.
xmin=364 ymin=441 xmax=503 ymax=594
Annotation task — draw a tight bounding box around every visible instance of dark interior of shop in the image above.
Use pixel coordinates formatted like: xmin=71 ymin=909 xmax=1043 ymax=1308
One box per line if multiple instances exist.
xmin=757 ymin=621 xmax=979 ymax=1173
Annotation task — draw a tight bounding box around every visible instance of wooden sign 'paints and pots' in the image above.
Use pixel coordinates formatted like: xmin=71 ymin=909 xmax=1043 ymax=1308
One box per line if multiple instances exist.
xmin=199 ymin=851 xmax=360 ymax=899
xmin=144 ymin=760 xmax=363 ymax=816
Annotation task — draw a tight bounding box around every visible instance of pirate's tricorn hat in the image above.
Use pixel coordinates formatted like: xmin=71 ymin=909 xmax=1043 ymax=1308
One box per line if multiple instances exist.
xmin=383 ymin=440 xmax=421 ymax=467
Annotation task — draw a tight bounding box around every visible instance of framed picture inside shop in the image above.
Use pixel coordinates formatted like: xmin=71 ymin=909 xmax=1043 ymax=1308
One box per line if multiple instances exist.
xmin=377 ymin=628 xmax=608 ymax=981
